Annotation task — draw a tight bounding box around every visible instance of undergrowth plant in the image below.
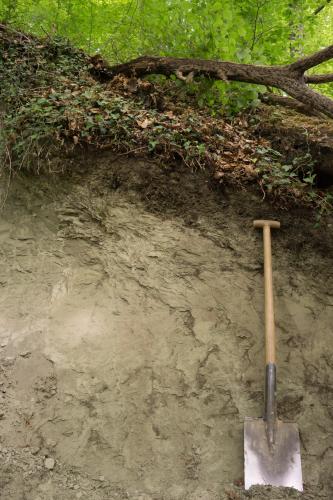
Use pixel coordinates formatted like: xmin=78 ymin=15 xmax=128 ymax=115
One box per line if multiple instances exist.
xmin=255 ymin=146 xmax=332 ymax=214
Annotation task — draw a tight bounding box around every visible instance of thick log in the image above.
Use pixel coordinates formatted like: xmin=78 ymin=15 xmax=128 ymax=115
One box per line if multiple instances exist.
xmin=90 ymin=46 xmax=333 ymax=119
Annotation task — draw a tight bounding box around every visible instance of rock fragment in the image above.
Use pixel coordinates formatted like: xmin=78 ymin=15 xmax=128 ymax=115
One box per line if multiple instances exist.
xmin=44 ymin=457 xmax=55 ymax=470
xmin=19 ymin=351 xmax=31 ymax=358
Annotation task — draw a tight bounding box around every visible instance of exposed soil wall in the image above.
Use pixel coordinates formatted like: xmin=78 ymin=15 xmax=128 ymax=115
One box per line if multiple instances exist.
xmin=0 ymin=156 xmax=332 ymax=499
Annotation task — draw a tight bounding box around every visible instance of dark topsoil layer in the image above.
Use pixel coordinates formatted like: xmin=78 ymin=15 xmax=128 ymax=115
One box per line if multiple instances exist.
xmin=64 ymin=150 xmax=333 ymax=266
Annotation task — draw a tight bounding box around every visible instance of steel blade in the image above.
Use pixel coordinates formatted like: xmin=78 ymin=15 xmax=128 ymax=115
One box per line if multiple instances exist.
xmin=244 ymin=418 xmax=303 ymax=491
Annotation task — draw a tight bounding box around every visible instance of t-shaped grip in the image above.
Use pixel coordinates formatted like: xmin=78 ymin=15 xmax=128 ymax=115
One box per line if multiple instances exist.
xmin=253 ymin=219 xmax=281 ymax=229
xmin=253 ymin=220 xmax=280 ymax=229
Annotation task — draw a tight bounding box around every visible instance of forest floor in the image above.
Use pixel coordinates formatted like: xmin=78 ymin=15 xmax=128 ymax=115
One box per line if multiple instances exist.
xmin=0 ymin=155 xmax=332 ymax=499
xmin=1 ymin=22 xmax=333 ymax=215
xmin=0 ymin=23 xmax=333 ymax=500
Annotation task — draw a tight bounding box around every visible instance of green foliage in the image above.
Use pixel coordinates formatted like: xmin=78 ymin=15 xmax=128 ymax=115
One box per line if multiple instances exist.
xmin=218 ymin=82 xmax=262 ymax=115
xmin=1 ymin=0 xmax=333 ymax=112
xmin=0 ymin=35 xmax=87 ymax=107
xmin=255 ymin=146 xmax=332 ymax=214
xmin=0 ymin=5 xmax=332 ymax=214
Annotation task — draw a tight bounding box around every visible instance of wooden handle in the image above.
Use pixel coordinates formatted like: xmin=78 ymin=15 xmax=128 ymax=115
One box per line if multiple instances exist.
xmin=254 ymin=220 xmax=280 ymax=364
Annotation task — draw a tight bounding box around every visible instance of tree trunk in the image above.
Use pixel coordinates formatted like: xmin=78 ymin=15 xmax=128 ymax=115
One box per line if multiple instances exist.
xmin=90 ymin=45 xmax=333 ymax=119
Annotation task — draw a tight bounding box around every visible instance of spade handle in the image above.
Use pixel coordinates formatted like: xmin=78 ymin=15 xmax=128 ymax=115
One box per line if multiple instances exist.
xmin=254 ymin=219 xmax=280 ymax=446
xmin=253 ymin=220 xmax=280 ymax=364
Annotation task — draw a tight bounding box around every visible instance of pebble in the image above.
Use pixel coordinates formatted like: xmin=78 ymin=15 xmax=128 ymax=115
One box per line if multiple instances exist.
xmin=44 ymin=457 xmax=55 ymax=470
xmin=19 ymin=351 xmax=31 ymax=358
xmin=3 ymin=357 xmax=15 ymax=367
xmin=46 ymin=439 xmax=57 ymax=448
xmin=0 ymin=342 xmax=8 ymax=348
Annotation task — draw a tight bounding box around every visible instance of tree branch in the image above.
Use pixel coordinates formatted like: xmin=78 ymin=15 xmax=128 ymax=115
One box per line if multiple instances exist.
xmin=90 ymin=44 xmax=333 ymax=119
xmin=260 ymin=93 xmax=325 ymax=117
xmin=289 ymin=44 xmax=333 ymax=72
xmin=314 ymin=0 xmax=332 ymax=15
xmin=305 ymin=73 xmax=333 ymax=83
xmin=91 ymin=55 xmax=289 ymax=86
xmin=250 ymin=1 xmax=261 ymax=52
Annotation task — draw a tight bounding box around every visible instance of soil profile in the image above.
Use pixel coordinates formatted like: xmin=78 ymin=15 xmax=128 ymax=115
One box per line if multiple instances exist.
xmin=0 ymin=154 xmax=332 ymax=499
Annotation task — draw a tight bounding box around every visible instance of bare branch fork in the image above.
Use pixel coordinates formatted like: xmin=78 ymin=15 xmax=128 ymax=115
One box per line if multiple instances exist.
xmin=91 ymin=45 xmax=333 ymax=118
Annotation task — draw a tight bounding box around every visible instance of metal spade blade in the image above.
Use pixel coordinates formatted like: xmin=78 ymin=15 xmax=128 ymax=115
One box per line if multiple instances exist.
xmin=244 ymin=418 xmax=303 ymax=491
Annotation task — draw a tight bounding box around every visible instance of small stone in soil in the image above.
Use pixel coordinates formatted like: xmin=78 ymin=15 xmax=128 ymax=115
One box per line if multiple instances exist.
xmin=44 ymin=457 xmax=55 ymax=470
xmin=19 ymin=351 xmax=31 ymax=358
xmin=3 ymin=357 xmax=15 ymax=366
xmin=46 ymin=439 xmax=57 ymax=448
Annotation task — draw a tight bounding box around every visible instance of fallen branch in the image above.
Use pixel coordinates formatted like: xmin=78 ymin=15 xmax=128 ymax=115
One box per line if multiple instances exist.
xmin=260 ymin=93 xmax=326 ymax=118
xmin=305 ymin=73 xmax=333 ymax=84
xmin=90 ymin=45 xmax=333 ymax=119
